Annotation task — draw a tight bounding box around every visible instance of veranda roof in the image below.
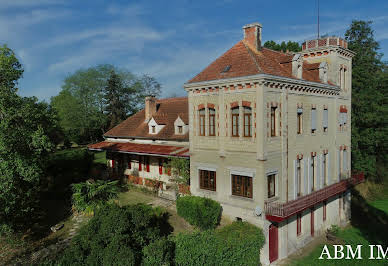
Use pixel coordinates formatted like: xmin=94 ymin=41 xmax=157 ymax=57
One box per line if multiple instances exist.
xmin=88 ymin=141 xmax=189 ymax=158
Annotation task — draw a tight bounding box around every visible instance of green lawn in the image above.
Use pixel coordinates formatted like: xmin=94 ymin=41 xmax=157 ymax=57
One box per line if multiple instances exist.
xmin=291 ymin=226 xmax=387 ymax=266
xmin=290 ymin=187 xmax=388 ymax=266
xmin=369 ymin=199 xmax=388 ymax=214
xmin=93 ymin=151 xmax=106 ymax=165
xmin=117 ymin=189 xmax=155 ymax=206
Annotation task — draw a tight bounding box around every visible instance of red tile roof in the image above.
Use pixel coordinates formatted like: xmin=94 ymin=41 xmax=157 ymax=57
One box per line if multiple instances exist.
xmin=88 ymin=141 xmax=189 ymax=158
xmin=104 ymin=97 xmax=188 ymax=141
xmin=187 ymin=40 xmax=326 ymax=84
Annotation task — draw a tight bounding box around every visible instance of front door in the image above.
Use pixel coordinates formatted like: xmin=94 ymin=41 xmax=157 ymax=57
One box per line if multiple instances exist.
xmin=269 ymin=223 xmax=278 ymax=263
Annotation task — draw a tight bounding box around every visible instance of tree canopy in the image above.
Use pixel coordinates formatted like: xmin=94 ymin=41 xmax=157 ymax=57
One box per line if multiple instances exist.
xmin=263 ymin=40 xmax=301 ymax=52
xmin=51 ymin=65 xmax=161 ymax=143
xmin=345 ymin=20 xmax=388 ymax=182
xmin=0 ymin=45 xmax=55 ymax=231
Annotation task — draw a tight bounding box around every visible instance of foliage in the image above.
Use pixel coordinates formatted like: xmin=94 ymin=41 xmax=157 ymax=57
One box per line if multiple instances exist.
xmin=175 ymin=221 xmax=265 ymax=266
xmin=72 ymin=179 xmax=120 ymax=213
xmin=0 ymin=44 xmax=55 ymax=230
xmin=51 ymin=64 xmax=162 ymax=143
xmin=57 ymin=203 xmax=172 ymax=265
xmin=142 ymin=237 xmax=175 ymax=266
xmin=164 ymin=157 xmax=190 ymax=185
xmin=345 ymin=20 xmax=388 ymax=182
xmin=176 ymin=196 xmax=221 ymax=230
xmin=263 ymin=40 xmax=301 ymax=52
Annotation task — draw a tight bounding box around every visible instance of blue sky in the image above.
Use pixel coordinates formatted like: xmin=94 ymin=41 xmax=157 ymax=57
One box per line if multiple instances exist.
xmin=1 ymin=0 xmax=387 ymax=101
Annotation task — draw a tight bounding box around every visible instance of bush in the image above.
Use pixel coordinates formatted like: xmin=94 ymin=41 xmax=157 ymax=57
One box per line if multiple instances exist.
xmin=143 ymin=237 xmax=175 ymax=266
xmin=57 ymin=203 xmax=172 ymax=265
xmin=176 ymin=196 xmax=221 ymax=230
xmin=175 ymin=221 xmax=265 ymax=266
xmin=72 ymin=179 xmax=119 ymax=213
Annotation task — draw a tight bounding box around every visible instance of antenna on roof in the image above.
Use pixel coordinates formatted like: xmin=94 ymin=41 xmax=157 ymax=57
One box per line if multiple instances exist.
xmin=317 ymin=0 xmax=320 ymax=39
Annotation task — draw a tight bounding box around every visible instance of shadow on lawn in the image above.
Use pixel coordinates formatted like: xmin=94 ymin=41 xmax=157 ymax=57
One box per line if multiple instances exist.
xmin=350 ymin=189 xmax=388 ymax=245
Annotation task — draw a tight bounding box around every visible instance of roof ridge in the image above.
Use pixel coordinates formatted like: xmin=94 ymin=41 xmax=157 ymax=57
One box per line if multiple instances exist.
xmin=242 ymin=40 xmax=263 ymax=74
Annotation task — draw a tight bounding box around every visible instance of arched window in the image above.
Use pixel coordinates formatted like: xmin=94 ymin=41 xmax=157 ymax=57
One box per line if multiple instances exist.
xmin=231 ymin=107 xmax=239 ymax=137
xmin=209 ymin=108 xmax=215 ymax=136
xmin=243 ymin=107 xmax=252 ymax=137
xmin=199 ymin=108 xmax=205 ymax=136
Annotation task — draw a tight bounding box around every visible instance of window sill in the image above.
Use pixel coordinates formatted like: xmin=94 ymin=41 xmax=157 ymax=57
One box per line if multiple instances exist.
xmin=265 ymin=196 xmax=279 ymax=203
xmin=229 ymin=194 xmax=254 ymax=202
xmin=197 ymin=188 xmax=217 ymax=194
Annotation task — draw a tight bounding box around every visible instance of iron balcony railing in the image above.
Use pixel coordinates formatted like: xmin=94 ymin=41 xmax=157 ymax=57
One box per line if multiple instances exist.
xmin=265 ymin=172 xmax=365 ymax=219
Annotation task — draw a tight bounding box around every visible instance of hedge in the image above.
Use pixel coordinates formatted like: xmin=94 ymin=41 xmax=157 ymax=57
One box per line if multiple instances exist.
xmin=142 ymin=237 xmax=175 ymax=266
xmin=176 ymin=196 xmax=222 ymax=230
xmin=175 ymin=221 xmax=265 ymax=266
xmin=57 ymin=203 xmax=172 ymax=265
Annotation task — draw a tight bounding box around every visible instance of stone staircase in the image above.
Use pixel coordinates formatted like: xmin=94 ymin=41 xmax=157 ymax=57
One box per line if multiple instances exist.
xmin=158 ymin=187 xmax=177 ymax=201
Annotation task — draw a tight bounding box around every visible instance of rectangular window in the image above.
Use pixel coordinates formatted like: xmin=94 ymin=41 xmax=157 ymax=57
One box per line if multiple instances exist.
xmin=209 ymin=108 xmax=215 ymax=136
xmin=311 ymin=155 xmax=315 ymax=191
xmin=297 ymin=213 xmax=302 ymax=236
xmin=311 ymin=108 xmax=317 ymax=133
xmin=244 ymin=107 xmax=252 ymax=137
xmin=297 ymin=159 xmax=302 ymax=197
xmin=323 ymin=201 xmax=327 ymax=221
xmin=232 ymin=107 xmax=239 ymax=137
xmin=267 ymin=174 xmax=275 ymax=198
xmin=323 ymin=108 xmax=328 ymax=132
xmin=178 ymin=126 xmax=183 ymax=134
xmin=152 ymin=125 xmax=156 ymax=133
xmin=199 ymin=109 xmax=205 ymax=136
xmin=271 ymin=107 xmax=277 ymax=137
xmin=232 ymin=174 xmax=252 ymax=198
xmin=323 ymin=153 xmax=327 ymax=186
xmin=297 ymin=108 xmax=303 ymax=134
xmin=199 ymin=170 xmax=216 ymax=191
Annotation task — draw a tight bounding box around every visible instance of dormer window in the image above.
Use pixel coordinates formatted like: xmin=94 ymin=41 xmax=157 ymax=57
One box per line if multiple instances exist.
xmin=178 ymin=126 xmax=183 ymax=133
xmin=152 ymin=126 xmax=156 ymax=133
xmin=174 ymin=116 xmax=187 ymax=135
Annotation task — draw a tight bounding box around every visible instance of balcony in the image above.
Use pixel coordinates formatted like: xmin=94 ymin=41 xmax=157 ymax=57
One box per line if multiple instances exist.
xmin=265 ymin=172 xmax=365 ymax=222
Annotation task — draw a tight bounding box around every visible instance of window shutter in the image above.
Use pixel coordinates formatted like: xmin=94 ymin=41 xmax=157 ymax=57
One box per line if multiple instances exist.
xmin=304 ymin=158 xmax=308 ymax=194
xmin=146 ymin=157 xmax=150 ymax=172
xmin=323 ymin=109 xmax=328 ymax=128
xmin=308 ymin=157 xmax=312 ymax=193
xmin=111 ymin=159 xmax=115 ymax=168
xmin=311 ymin=109 xmax=317 ymax=130
xmin=316 ymin=155 xmax=321 ymax=190
xmin=327 ymin=152 xmax=331 ymax=185
xmin=158 ymin=159 xmax=163 ymax=175
xmin=343 ymin=150 xmax=347 ymax=172
xmin=337 ymin=149 xmax=341 ymax=180
xmin=320 ymin=155 xmax=324 ymax=188
xmin=294 ymin=160 xmax=298 ymax=200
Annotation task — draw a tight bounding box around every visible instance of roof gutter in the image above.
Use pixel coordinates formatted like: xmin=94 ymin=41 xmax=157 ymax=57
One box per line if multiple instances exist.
xmin=184 ymin=73 xmax=339 ymax=92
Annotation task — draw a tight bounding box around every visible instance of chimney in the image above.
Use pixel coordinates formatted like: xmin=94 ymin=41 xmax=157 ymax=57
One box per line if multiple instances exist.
xmin=292 ymin=54 xmax=303 ymax=79
xmin=145 ymin=96 xmax=156 ymax=121
xmin=243 ymin=22 xmax=262 ymax=51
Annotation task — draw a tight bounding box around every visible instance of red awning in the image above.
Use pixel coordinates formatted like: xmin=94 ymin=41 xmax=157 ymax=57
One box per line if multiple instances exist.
xmin=88 ymin=141 xmax=189 ymax=158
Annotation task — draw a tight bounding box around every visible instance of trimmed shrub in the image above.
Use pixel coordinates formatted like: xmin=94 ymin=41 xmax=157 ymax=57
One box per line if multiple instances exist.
xmin=143 ymin=237 xmax=175 ymax=266
xmin=175 ymin=221 xmax=265 ymax=266
xmin=176 ymin=196 xmax=221 ymax=230
xmin=57 ymin=203 xmax=173 ymax=265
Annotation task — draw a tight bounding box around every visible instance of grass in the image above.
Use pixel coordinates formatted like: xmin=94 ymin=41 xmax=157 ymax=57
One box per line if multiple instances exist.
xmin=117 ymin=189 xmax=155 ymax=206
xmin=289 ymin=183 xmax=388 ymax=266
xmin=93 ymin=151 xmax=106 ymax=165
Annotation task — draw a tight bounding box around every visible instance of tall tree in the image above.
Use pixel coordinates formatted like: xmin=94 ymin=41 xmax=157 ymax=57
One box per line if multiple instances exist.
xmin=345 ymin=20 xmax=388 ymax=182
xmin=104 ymin=71 xmax=128 ymax=129
xmin=263 ymin=40 xmax=301 ymax=52
xmin=0 ymin=45 xmax=54 ymax=230
xmin=51 ymin=65 xmax=162 ymax=142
